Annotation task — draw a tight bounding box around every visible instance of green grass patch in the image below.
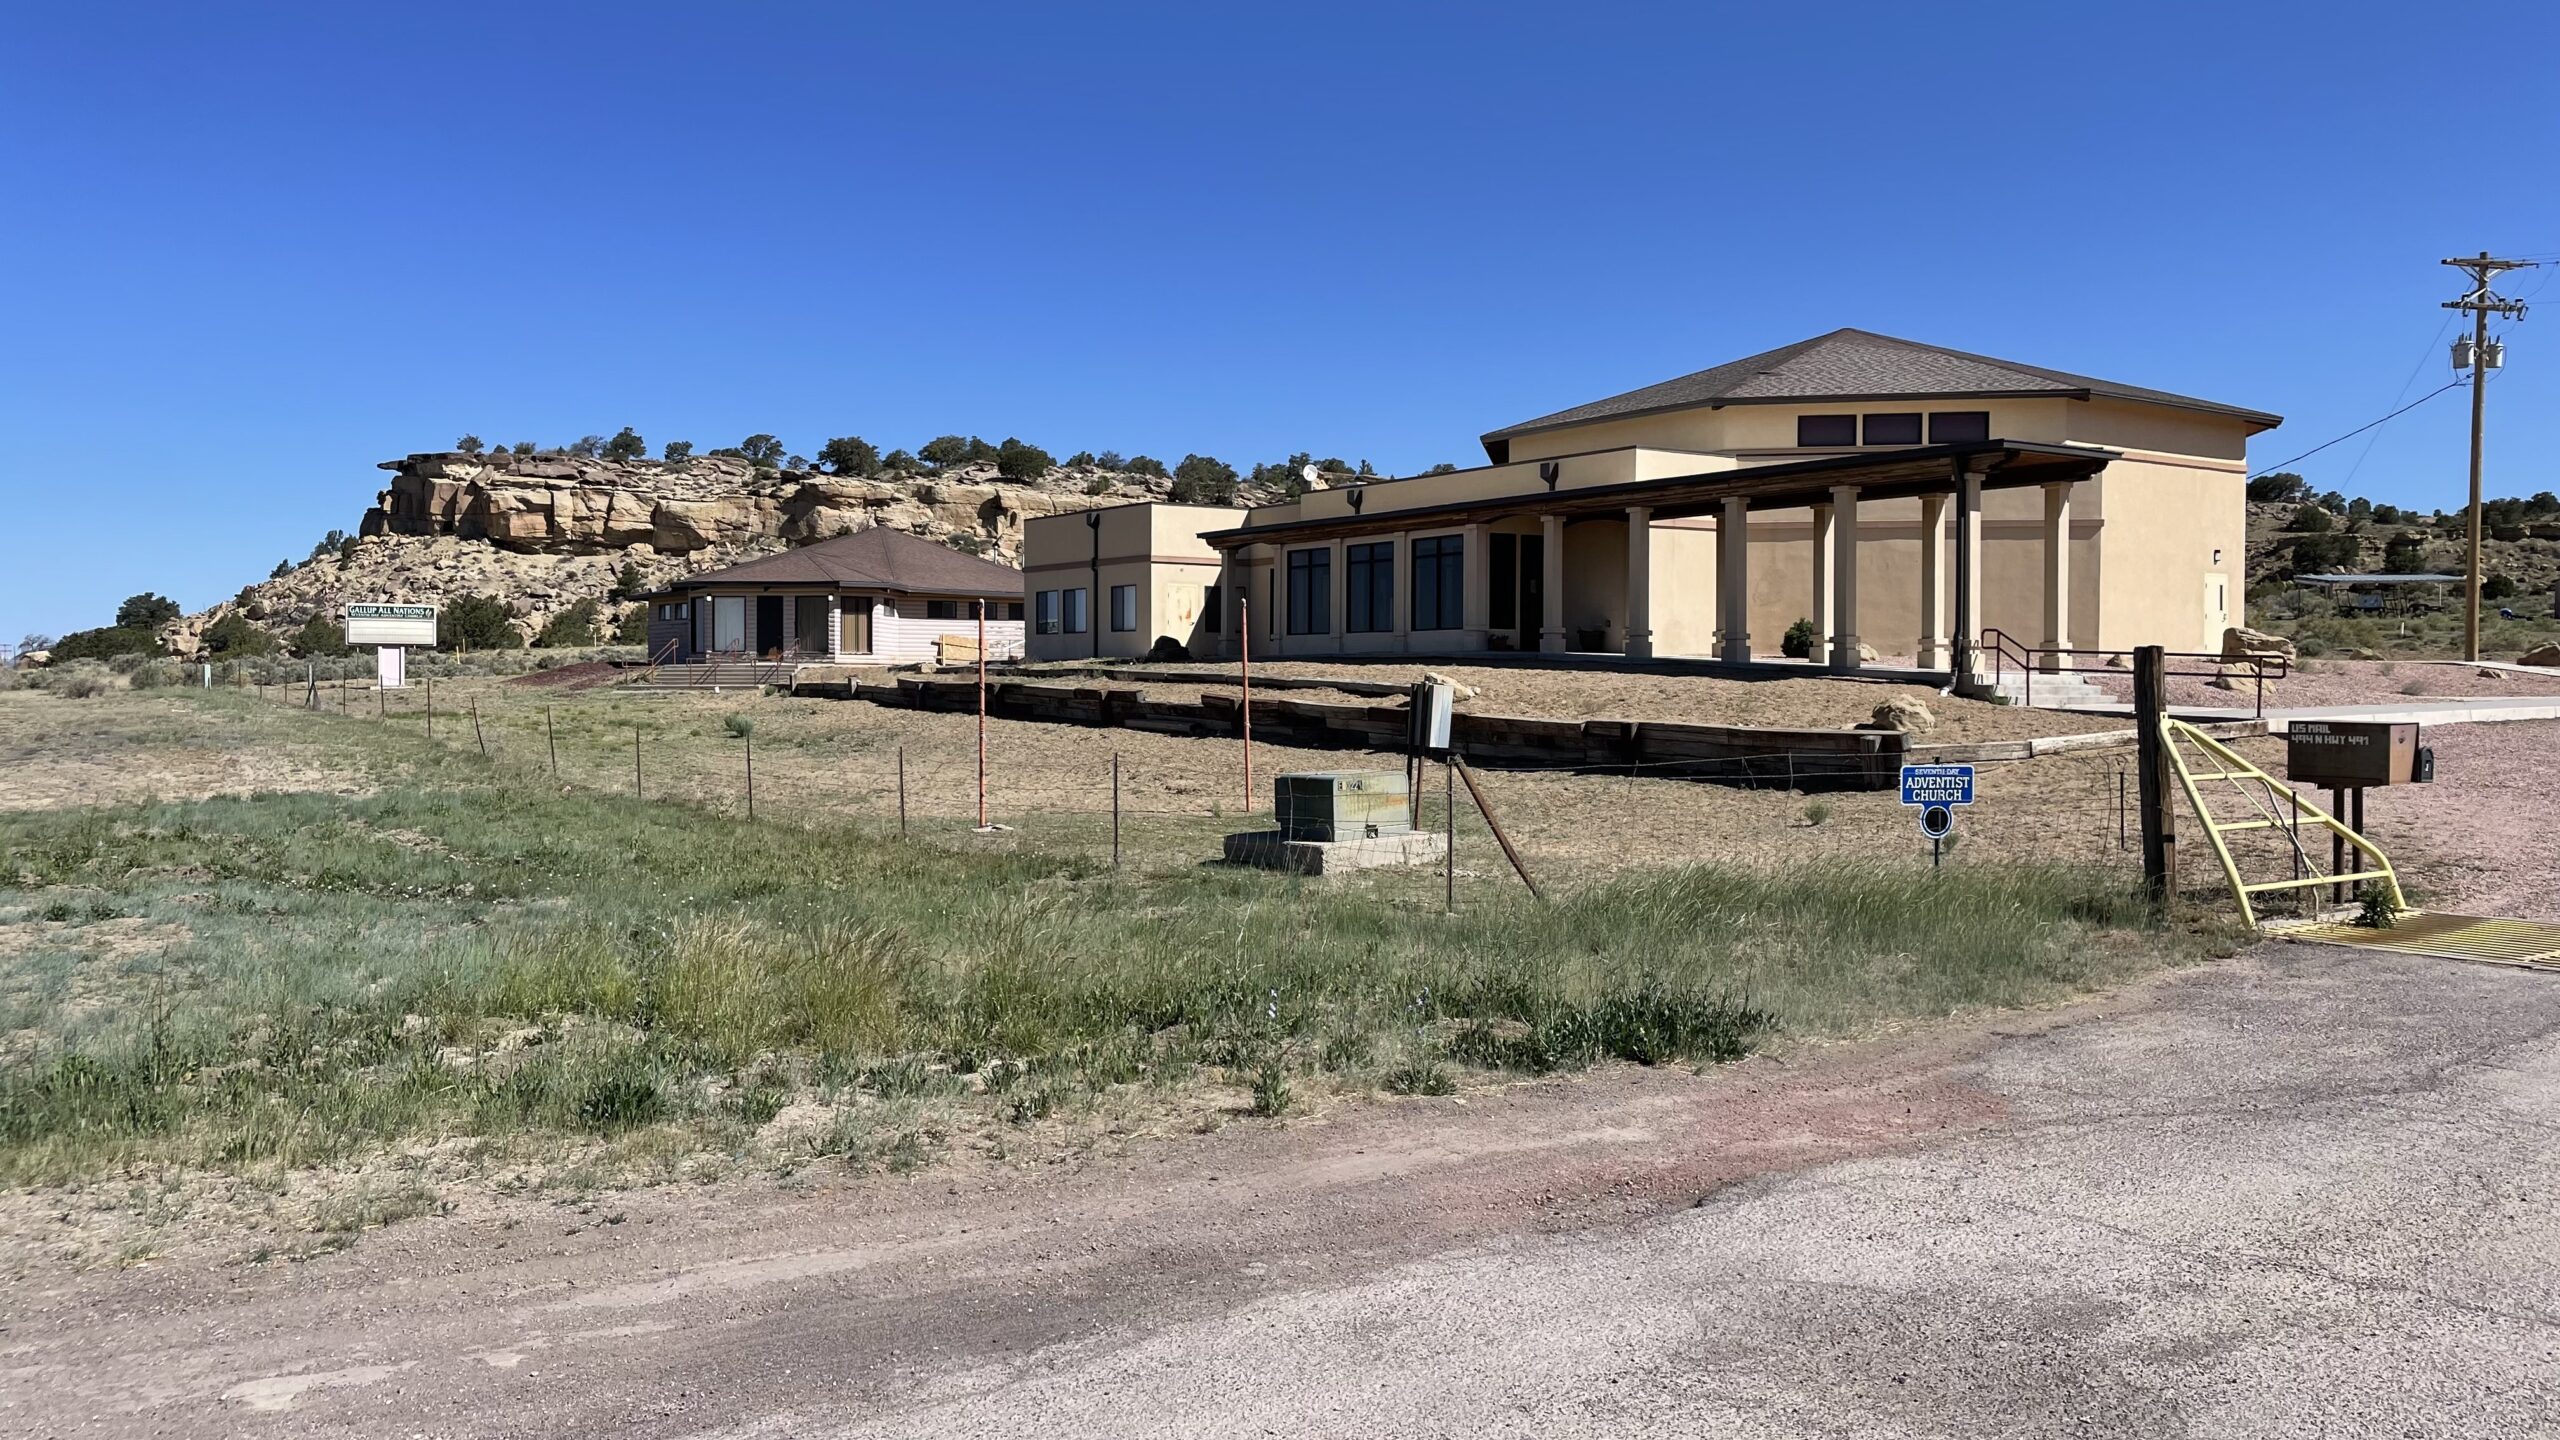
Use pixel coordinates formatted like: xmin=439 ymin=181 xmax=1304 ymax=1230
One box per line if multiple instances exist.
xmin=0 ymin=719 xmax=2207 ymax=1189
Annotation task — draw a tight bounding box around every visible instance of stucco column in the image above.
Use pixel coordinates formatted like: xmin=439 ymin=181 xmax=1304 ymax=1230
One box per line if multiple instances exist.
xmin=1623 ymin=506 xmax=1653 ymax=660
xmin=1716 ymin=497 xmax=1751 ymax=664
xmin=1807 ymin=501 xmax=1834 ymax=663
xmin=2041 ymin=481 xmax=2073 ymax=671
xmin=1539 ymin=514 xmax=1566 ymax=654
xmin=1463 ymin=523 xmax=1492 ymax=648
xmin=1916 ymin=493 xmax=1948 ymax=670
xmin=1828 ymin=485 xmax=1861 ymax=672
xmin=1954 ymin=469 xmax=1985 ymax=681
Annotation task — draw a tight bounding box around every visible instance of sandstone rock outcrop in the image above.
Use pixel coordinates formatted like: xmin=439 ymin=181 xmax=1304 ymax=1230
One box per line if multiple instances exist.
xmin=183 ymin=450 xmax=1276 ymax=656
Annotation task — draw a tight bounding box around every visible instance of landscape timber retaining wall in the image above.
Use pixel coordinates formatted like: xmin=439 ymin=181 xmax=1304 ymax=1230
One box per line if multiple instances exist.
xmin=814 ymin=675 xmax=2267 ymax=790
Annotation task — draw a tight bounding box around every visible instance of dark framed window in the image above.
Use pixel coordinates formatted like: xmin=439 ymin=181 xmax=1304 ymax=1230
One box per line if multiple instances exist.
xmin=1928 ymin=411 xmax=1991 ymax=443
xmin=1797 ymin=414 xmax=1858 ymax=447
xmin=1035 ymin=590 xmax=1060 ymax=635
xmin=1110 ymin=584 xmax=1137 ymax=632
xmin=1411 ymin=534 xmax=1464 ymax=631
xmin=1489 ymin=532 xmax=1518 ymax=631
xmin=1346 ymin=542 xmax=1394 ymax=633
xmin=1203 ymin=583 xmax=1222 ymax=633
xmin=1063 ymin=587 xmax=1088 ymax=634
xmin=1286 ymin=548 xmax=1331 ymax=635
xmin=926 ymin=599 xmax=964 ymax=621
xmin=1861 ymin=412 xmax=1922 ymax=446
xmin=1003 ymin=601 xmax=1024 ymax=622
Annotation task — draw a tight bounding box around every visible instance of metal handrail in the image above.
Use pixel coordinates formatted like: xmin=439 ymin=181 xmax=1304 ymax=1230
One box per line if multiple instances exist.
xmin=1979 ymin=628 xmax=2286 ymax=717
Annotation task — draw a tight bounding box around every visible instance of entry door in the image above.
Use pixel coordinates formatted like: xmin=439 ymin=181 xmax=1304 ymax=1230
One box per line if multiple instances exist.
xmin=2203 ymin=573 xmax=2229 ymax=650
xmin=1520 ymin=534 xmax=1547 ymax=642
xmin=755 ymin=596 xmax=785 ymax=658
xmin=711 ymin=596 xmax=746 ymax=653
xmin=793 ymin=596 xmax=830 ymax=656
xmin=838 ymin=596 xmax=873 ymax=655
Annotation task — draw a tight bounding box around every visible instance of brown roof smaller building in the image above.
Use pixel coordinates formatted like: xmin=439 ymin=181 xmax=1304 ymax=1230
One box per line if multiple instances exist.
xmin=662 ymin=527 xmax=1023 ymax=598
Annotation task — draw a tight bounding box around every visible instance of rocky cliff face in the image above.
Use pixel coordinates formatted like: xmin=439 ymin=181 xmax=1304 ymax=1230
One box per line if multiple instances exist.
xmin=176 ymin=451 xmax=1259 ymax=655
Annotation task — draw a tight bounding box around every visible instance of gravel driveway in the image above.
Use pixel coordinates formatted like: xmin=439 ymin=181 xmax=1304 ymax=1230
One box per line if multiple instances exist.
xmin=10 ymin=944 xmax=2557 ymax=1438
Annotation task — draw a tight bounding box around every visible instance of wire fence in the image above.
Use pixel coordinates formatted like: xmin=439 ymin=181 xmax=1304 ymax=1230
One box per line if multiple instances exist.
xmin=233 ymin=672 xmax=2168 ymax=907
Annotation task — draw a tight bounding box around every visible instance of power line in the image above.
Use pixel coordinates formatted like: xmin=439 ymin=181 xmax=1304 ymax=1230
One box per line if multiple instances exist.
xmin=2340 ymin=313 xmax=2458 ymax=492
xmin=2247 ymin=380 xmax=2465 ymax=479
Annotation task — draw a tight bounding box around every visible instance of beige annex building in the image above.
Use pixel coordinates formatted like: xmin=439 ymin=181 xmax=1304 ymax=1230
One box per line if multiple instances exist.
xmin=1022 ymin=329 xmax=2278 ymax=677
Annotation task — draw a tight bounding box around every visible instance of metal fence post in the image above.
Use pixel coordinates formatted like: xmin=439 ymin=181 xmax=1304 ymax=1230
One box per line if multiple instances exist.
xmin=744 ymin=729 xmax=755 ymax=820
xmin=897 ymin=746 xmax=908 ymax=836
xmin=470 ymin=698 xmax=486 ymax=757
xmin=1111 ymin=752 xmax=1121 ymax=870
xmin=545 ymin=706 xmax=558 ymax=777
xmin=634 ymin=726 xmax=643 ymax=799
xmin=424 ymin=678 xmax=434 ymax=740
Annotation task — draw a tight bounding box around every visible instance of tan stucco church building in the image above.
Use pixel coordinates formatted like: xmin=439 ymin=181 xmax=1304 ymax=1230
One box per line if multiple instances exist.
xmin=1023 ymin=329 xmax=2278 ymax=678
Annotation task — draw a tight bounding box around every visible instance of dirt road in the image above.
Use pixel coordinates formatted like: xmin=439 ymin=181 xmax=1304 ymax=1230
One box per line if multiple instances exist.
xmin=8 ymin=944 xmax=2558 ymax=1438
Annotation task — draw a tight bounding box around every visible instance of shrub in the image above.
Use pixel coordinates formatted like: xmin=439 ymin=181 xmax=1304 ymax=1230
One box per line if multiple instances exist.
xmin=439 ymin=594 xmax=522 ymax=651
xmin=880 ymin=449 xmax=917 ymax=474
xmin=721 ymin=434 xmax=782 ymax=470
xmin=455 ymin=434 xmax=485 ymax=455
xmin=566 ymin=435 xmax=606 ymax=458
xmin=603 ymin=427 xmax=647 ymax=462
xmin=995 ymin=437 xmax=1053 ymax=481
xmin=533 ymin=599 xmax=601 ymax=648
xmin=270 ymin=560 xmax=294 ymax=580
xmin=1249 ymin=1064 xmax=1293 ymax=1118
xmin=1084 ymin=476 xmax=1112 ymax=496
xmin=2287 ymin=532 xmax=2360 ymax=575
xmin=2247 ymin=472 xmax=2310 ymax=504
xmin=292 ymin=615 xmax=350 ymax=657
xmin=723 ymin=713 xmax=754 ymax=739
xmin=128 ymin=660 xmax=180 ymax=689
xmin=58 ymin=670 xmax=112 ymax=699
xmin=1420 ymin=463 xmax=1461 ymax=476
xmin=1801 ymin=800 xmax=1833 ymax=827
xmin=1122 ymin=454 xmax=1168 ymax=479
xmin=2285 ymin=504 xmax=2333 ymax=533
xmin=1093 ymin=450 xmax=1125 ymax=470
xmin=614 ymin=606 xmax=648 ymax=644
xmin=510 ymin=441 xmax=537 ymax=456
xmin=2483 ymin=573 xmax=2519 ymax=601
xmin=1064 ymin=451 xmax=1096 ymax=467
xmin=1170 ymin=454 xmax=1238 ymax=505
xmin=115 ymin=593 xmax=181 ymax=630
xmin=49 ymin=626 xmax=159 ymax=662
xmin=2382 ymin=534 xmax=2426 ymax=572
xmin=918 ymin=435 xmax=994 ymax=472
xmin=201 ymin=613 xmax=276 ymax=657
xmin=663 ymin=439 xmax=694 ymax=463
xmin=608 ymin=561 xmax=646 ymax=599
xmin=817 ymin=436 xmax=881 ymax=477
xmin=1781 ymin=617 xmax=1818 ymax=659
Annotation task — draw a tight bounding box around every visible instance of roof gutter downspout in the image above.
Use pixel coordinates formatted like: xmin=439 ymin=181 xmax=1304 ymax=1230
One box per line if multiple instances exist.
xmin=1086 ymin=511 xmax=1103 ymax=660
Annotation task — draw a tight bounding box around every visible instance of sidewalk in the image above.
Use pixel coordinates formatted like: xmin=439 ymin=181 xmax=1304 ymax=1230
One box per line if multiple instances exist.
xmin=2061 ymin=694 xmax=2560 ymax=732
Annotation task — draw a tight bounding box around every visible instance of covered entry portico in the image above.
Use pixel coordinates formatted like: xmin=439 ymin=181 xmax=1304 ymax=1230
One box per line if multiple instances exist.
xmin=1200 ymin=440 xmax=2114 ymax=680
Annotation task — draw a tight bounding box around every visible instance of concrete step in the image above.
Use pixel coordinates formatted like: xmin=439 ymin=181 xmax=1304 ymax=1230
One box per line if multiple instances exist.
xmin=1984 ymin=668 xmax=2115 ymax=709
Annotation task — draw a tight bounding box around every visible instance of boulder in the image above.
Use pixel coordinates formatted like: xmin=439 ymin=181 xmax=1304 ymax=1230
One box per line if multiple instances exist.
xmin=2220 ymin=626 xmax=2296 ymax=665
xmin=2517 ymin=642 xmax=2560 ymax=667
xmin=1864 ymin=695 xmax=1937 ymax=734
xmin=1419 ymin=670 xmax=1479 ymax=700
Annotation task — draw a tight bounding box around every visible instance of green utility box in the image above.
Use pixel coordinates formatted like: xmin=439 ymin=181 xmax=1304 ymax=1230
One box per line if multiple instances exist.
xmin=1273 ymin=770 xmax=1412 ymax=842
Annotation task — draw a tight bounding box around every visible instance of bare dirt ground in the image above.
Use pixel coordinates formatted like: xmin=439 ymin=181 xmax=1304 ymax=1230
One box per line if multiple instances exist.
xmin=0 ymin=694 xmax=369 ymax=811
xmin=2080 ymin=655 xmax=2560 ymax=711
xmin=1091 ymin=659 xmax=2123 ymax=742
xmin=8 ymin=945 xmax=2557 ymax=1438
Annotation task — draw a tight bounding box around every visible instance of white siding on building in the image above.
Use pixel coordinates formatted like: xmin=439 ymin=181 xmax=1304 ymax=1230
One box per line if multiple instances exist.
xmin=844 ymin=598 xmax=1024 ymax=663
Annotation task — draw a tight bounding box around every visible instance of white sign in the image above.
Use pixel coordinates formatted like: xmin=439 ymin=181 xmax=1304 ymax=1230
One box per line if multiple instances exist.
xmin=347 ymin=603 xmax=437 ymax=647
xmin=378 ymin=644 xmax=407 ymax=690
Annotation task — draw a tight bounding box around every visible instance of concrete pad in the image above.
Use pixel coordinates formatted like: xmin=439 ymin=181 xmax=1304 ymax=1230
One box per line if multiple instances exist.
xmin=1221 ymin=829 xmax=1449 ymax=875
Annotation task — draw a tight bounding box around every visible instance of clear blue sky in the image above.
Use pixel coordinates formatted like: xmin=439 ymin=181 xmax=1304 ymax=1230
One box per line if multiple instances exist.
xmin=5 ymin=1 xmax=2557 ymax=643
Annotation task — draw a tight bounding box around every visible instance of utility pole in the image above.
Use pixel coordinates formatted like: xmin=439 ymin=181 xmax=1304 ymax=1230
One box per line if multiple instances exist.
xmin=2442 ymin=252 xmax=2536 ymax=661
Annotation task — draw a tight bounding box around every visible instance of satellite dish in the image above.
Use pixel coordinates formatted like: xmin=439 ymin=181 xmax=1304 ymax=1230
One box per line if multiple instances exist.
xmin=1301 ymin=463 xmax=1326 ymax=490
